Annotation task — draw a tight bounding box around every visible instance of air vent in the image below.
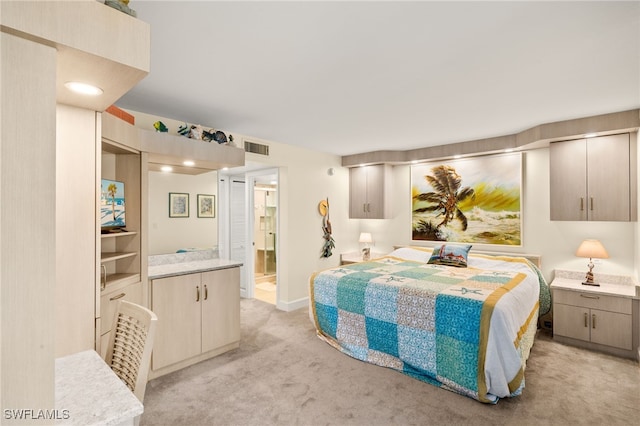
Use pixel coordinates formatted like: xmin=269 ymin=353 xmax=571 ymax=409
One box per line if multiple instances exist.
xmin=244 ymin=141 xmax=269 ymax=156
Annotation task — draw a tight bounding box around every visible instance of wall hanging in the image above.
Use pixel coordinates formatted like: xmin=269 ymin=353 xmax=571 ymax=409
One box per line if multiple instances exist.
xmin=319 ymin=198 xmax=335 ymax=257
xmin=411 ymin=152 xmax=522 ymax=246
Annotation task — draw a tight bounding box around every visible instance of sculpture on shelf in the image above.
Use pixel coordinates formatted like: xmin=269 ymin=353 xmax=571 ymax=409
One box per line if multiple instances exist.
xmin=202 ymin=129 xmax=216 ymax=142
xmin=319 ymin=198 xmax=335 ymax=258
xmin=177 ymin=123 xmax=190 ymax=137
xmin=189 ymin=125 xmax=203 ymax=140
xmin=213 ymin=131 xmax=227 ymax=144
xmin=104 ymin=0 xmax=137 ymax=17
xmin=153 ymin=121 xmax=168 ymax=132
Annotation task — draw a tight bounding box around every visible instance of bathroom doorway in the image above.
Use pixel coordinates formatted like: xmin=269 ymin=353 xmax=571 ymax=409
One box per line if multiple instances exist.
xmin=252 ymin=173 xmax=277 ymax=305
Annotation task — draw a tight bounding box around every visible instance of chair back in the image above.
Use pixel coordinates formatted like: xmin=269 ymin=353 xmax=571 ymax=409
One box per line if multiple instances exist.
xmin=105 ymin=300 xmax=158 ymax=402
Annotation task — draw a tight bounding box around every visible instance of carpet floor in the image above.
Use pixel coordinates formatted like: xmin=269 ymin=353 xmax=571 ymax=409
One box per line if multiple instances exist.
xmin=140 ymin=299 xmax=640 ymax=426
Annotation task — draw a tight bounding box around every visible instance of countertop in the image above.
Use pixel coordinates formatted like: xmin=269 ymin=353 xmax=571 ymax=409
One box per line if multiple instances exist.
xmin=148 ymin=258 xmax=243 ymax=280
xmin=55 ymin=350 xmax=142 ymax=425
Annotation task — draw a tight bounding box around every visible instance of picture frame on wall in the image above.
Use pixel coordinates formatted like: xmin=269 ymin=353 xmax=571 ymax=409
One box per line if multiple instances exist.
xmin=411 ymin=152 xmax=523 ymax=246
xmin=169 ymin=192 xmax=189 ymax=218
xmin=197 ymin=194 xmax=215 ymax=218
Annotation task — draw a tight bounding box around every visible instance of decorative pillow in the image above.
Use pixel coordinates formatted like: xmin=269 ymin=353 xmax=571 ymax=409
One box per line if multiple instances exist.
xmin=427 ymin=243 xmax=472 ymax=268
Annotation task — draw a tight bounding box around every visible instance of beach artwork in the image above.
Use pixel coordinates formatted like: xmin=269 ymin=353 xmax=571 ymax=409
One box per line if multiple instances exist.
xmin=101 ymin=179 xmax=126 ymax=228
xmin=411 ymin=153 xmax=522 ymax=246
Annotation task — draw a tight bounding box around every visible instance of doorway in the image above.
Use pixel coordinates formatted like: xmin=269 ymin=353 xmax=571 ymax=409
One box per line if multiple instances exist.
xmin=252 ymin=174 xmax=277 ymax=305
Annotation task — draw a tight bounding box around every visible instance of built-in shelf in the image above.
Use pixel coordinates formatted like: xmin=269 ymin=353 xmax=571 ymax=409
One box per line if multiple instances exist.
xmin=100 ymin=231 xmax=138 ymax=239
xmin=103 ymin=273 xmax=141 ymax=289
xmin=100 ymin=252 xmax=138 ymax=263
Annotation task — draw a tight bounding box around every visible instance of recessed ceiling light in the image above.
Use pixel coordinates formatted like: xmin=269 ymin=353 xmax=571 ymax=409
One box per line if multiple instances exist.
xmin=64 ymin=81 xmax=103 ymax=96
xmin=160 ymin=166 xmax=173 ymax=172
xmin=183 ymin=160 xmax=195 ymax=167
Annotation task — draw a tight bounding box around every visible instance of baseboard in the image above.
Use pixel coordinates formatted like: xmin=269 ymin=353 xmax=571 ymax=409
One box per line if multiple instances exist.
xmin=277 ymin=296 xmax=309 ymax=312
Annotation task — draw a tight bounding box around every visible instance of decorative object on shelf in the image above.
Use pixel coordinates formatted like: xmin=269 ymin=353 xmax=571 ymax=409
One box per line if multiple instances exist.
xmin=575 ymin=239 xmax=609 ymax=286
xmin=319 ymin=198 xmax=335 ymax=258
xmin=228 ymin=134 xmax=235 ymax=147
xmin=153 ymin=121 xmax=168 ymax=132
xmin=177 ymin=123 xmax=190 ymax=137
xmin=169 ymin=192 xmax=189 ymax=218
xmin=197 ymin=194 xmax=215 ymax=218
xmin=359 ymin=232 xmax=372 ymax=261
xmin=202 ymin=129 xmax=216 ymax=142
xmin=104 ymin=0 xmax=137 ymax=17
xmin=189 ymin=125 xmax=203 ymax=140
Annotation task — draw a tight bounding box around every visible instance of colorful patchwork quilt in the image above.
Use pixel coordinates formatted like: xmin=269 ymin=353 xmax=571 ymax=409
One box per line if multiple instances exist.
xmin=310 ymin=254 xmax=548 ymax=403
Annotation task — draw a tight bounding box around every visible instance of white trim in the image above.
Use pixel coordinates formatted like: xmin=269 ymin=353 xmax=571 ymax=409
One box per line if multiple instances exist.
xmin=277 ymin=297 xmax=309 ymax=312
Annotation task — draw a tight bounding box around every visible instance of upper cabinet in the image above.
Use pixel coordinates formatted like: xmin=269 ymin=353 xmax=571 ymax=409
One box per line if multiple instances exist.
xmin=550 ymin=133 xmax=637 ymax=221
xmin=349 ymin=164 xmax=392 ymax=219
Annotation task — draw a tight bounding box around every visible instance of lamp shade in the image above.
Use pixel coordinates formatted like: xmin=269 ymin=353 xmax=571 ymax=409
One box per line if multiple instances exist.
xmin=575 ymin=239 xmax=609 ymax=259
xmin=359 ymin=232 xmax=373 ymax=244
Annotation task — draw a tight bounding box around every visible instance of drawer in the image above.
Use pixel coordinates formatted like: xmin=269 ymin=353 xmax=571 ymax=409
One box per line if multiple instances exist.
xmin=553 ymin=289 xmax=632 ymax=314
xmin=100 ymin=281 xmax=142 ymax=335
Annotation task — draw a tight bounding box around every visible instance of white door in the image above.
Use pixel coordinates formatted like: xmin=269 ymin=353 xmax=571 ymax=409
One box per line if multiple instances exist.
xmin=229 ymin=177 xmax=249 ymax=297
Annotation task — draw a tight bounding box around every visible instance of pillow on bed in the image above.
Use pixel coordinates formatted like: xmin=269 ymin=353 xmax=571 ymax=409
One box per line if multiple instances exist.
xmin=427 ymin=243 xmax=472 ymax=268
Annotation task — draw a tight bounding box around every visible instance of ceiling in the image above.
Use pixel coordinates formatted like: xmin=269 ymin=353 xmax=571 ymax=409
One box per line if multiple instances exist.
xmin=116 ymin=1 xmax=640 ymax=157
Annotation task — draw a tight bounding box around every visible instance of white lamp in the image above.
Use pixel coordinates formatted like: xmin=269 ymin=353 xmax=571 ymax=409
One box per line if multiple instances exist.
xmin=575 ymin=239 xmax=609 ymax=286
xmin=359 ymin=232 xmax=373 ymax=261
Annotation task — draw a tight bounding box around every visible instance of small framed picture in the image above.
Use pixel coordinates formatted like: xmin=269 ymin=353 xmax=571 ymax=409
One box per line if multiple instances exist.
xmin=197 ymin=194 xmax=215 ymax=218
xmin=169 ymin=192 xmax=189 ymax=218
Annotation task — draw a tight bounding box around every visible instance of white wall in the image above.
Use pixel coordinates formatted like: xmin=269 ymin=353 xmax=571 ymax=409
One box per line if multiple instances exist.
xmin=148 ymin=170 xmax=219 ymax=255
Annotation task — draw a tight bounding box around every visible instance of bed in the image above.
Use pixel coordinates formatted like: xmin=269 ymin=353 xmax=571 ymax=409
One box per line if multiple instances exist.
xmin=309 ymin=245 xmax=551 ymax=404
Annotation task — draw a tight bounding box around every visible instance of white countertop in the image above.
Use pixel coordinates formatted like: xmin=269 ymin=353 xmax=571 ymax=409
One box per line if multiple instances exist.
xmin=55 ymin=350 xmax=142 ymax=425
xmin=148 ymin=258 xmax=243 ymax=280
xmin=551 ymin=270 xmax=639 ymax=299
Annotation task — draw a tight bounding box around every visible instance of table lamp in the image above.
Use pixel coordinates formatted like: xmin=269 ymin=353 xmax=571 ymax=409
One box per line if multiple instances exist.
xmin=575 ymin=239 xmax=609 ymax=286
xmin=359 ymin=232 xmax=373 ymax=261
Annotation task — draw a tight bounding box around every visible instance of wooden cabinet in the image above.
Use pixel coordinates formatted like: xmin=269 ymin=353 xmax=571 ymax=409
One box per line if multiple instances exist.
xmin=550 ymin=133 xmax=636 ymax=221
xmin=150 ymin=267 xmax=241 ymax=377
xmin=551 ymin=277 xmax=639 ymax=360
xmin=349 ymin=164 xmax=392 ymax=219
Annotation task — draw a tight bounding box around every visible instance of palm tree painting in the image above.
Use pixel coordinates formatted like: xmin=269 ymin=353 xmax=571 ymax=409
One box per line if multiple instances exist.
xmin=108 ymin=182 xmax=118 ymax=221
xmin=411 ymin=153 xmax=522 ymax=245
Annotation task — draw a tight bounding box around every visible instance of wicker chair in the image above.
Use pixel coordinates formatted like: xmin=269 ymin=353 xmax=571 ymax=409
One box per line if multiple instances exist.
xmin=105 ymin=300 xmax=158 ymax=403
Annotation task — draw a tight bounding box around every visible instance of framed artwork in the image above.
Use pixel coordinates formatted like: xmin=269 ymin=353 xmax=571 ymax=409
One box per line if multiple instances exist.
xmin=197 ymin=194 xmax=215 ymax=218
xmin=411 ymin=152 xmax=522 ymax=246
xmin=169 ymin=192 xmax=189 ymax=218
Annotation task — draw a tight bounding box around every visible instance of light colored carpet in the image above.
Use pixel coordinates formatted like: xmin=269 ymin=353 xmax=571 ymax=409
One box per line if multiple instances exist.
xmin=140 ymin=299 xmax=640 ymax=426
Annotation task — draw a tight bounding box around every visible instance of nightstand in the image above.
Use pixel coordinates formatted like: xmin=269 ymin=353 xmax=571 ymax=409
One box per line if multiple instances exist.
xmin=550 ymin=270 xmax=639 ymax=361
xmin=340 ymin=251 xmax=385 ymax=265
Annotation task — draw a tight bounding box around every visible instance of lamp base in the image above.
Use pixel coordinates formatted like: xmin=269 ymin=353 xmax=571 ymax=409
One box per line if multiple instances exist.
xmin=582 ymin=281 xmax=600 ymax=287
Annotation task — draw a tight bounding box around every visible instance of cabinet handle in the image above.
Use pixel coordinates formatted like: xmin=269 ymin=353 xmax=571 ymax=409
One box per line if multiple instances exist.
xmin=204 ymin=284 xmax=208 ymax=300
xmin=110 ymin=293 xmax=126 ymax=301
xmin=363 ymin=203 xmax=366 ymax=213
xmin=584 ymin=312 xmax=588 ymax=328
xmin=101 ymin=265 xmax=107 ymax=290
xmin=592 ymin=314 xmax=596 ymax=329
xmin=580 ymin=197 xmax=584 ymax=211
xmin=580 ymin=294 xmax=599 ymax=299
xmin=590 ymin=197 xmax=594 ymax=211
xmin=367 ymin=203 xmax=371 ymax=212
xmin=196 ymin=285 xmax=200 ymax=302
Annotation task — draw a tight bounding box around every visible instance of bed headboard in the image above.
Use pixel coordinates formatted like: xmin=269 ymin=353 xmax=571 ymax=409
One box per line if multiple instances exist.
xmin=392 ymin=245 xmax=542 ymax=269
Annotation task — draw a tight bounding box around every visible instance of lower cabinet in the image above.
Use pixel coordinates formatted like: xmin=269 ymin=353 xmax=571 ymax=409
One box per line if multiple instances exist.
xmin=552 ymin=286 xmax=636 ymax=358
xmin=150 ymin=267 xmax=240 ymax=377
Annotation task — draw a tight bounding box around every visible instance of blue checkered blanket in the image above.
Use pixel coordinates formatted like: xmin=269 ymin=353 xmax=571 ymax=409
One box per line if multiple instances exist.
xmin=310 ymin=254 xmax=546 ymax=403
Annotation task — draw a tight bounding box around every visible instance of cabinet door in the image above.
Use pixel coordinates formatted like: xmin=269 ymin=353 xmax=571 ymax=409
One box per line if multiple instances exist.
xmin=553 ymin=303 xmax=590 ymax=341
xmin=349 ymin=167 xmax=369 ymax=219
xmin=550 ymin=139 xmax=587 ymax=220
xmin=365 ymin=165 xmax=386 ymax=219
xmin=587 ymin=134 xmax=630 ymax=221
xmin=201 ymin=268 xmax=241 ymax=353
xmin=589 ymin=308 xmax=633 ymax=350
xmin=151 ymin=274 xmax=202 ymax=370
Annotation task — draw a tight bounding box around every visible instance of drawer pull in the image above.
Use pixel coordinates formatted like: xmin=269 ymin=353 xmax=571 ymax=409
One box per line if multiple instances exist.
xmin=584 ymin=312 xmax=588 ymax=328
xmin=592 ymin=314 xmax=596 ymax=329
xmin=580 ymin=294 xmax=600 ymax=299
xmin=590 ymin=197 xmax=594 ymax=211
xmin=196 ymin=285 xmax=200 ymax=302
xmin=204 ymin=284 xmax=208 ymax=300
xmin=110 ymin=293 xmax=126 ymax=301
